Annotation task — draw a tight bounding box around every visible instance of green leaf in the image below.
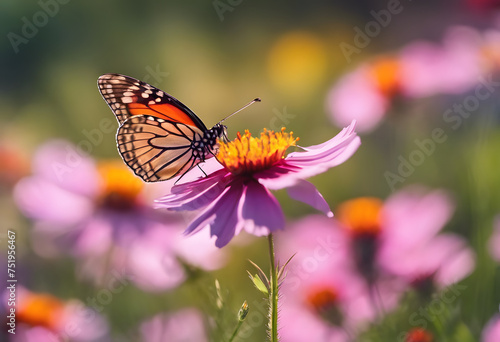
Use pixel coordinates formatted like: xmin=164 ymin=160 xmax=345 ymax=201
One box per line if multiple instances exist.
xmin=248 ymin=259 xmax=270 ymax=285
xmin=247 ymin=271 xmax=269 ymax=295
xmin=277 ymin=253 xmax=296 ymax=281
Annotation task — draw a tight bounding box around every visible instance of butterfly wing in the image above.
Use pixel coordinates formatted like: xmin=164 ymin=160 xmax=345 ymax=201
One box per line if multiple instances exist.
xmin=98 ymin=73 xmax=208 ymax=129
xmin=117 ymin=115 xmax=206 ymax=182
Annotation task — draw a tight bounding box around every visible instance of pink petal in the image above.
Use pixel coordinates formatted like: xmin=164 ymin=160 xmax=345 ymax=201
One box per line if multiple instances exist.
xmin=241 ymin=181 xmax=285 ymax=236
xmin=286 ymin=179 xmax=333 ymax=217
xmin=381 ymin=187 xmax=454 ymax=251
xmin=258 ymin=121 xmax=361 ymax=190
xmin=327 ymin=66 xmax=389 ymax=132
xmin=32 ymin=140 xmax=100 ymax=197
xmin=185 ymin=179 xmax=245 ymax=248
xmin=434 ymin=236 xmax=476 ymax=287
xmin=155 ymin=170 xmax=229 ymax=211
xmin=482 ymin=315 xmax=500 ymax=342
xmin=60 ymin=300 xmax=109 ymax=341
xmin=279 ymin=303 xmax=348 ymax=342
xmin=14 ymin=177 xmax=94 ymax=226
xmin=140 ymin=309 xmax=208 ymax=342
xmin=174 ymin=228 xmax=227 ymax=270
xmin=399 ymin=27 xmax=482 ymax=98
xmin=380 ymin=232 xmax=475 ymax=286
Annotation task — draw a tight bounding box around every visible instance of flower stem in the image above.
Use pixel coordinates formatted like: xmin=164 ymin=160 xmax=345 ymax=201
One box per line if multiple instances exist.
xmin=268 ymin=234 xmax=279 ymax=342
xmin=228 ymin=320 xmax=244 ymax=342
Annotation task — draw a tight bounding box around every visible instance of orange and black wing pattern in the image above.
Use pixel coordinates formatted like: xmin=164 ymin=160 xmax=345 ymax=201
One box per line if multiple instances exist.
xmin=97 ymin=73 xmax=207 ymax=129
xmin=116 ymin=115 xmax=206 ymax=182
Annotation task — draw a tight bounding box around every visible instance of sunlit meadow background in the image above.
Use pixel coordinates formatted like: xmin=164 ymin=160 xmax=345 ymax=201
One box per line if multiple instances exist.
xmin=1 ymin=0 xmax=500 ymax=341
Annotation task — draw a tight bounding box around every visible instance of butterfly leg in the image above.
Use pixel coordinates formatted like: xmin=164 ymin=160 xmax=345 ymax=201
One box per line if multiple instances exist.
xmin=197 ymin=164 xmax=208 ymax=177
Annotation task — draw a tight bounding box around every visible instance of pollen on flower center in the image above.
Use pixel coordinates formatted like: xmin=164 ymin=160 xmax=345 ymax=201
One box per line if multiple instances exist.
xmin=216 ymin=128 xmax=298 ymax=175
xmin=97 ymin=161 xmax=143 ymax=210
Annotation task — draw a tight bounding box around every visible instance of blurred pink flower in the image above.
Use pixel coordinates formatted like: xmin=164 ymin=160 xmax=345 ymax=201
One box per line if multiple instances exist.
xmin=139 ymin=308 xmax=207 ymax=342
xmin=14 ymin=140 xmax=225 ymax=291
xmin=399 ymin=27 xmax=483 ymax=98
xmin=482 ymin=315 xmax=500 ymax=342
xmin=277 ymin=216 xmax=397 ymax=341
xmin=156 ymin=123 xmax=360 ymax=248
xmin=4 ymin=287 xmax=109 ymax=342
xmin=488 ymin=216 xmax=500 ymax=262
xmin=327 ymin=26 xmax=493 ymax=132
xmin=376 ymin=187 xmax=476 ymax=289
xmin=327 ymin=63 xmax=391 ymax=132
xmin=332 ymin=187 xmax=475 ymax=292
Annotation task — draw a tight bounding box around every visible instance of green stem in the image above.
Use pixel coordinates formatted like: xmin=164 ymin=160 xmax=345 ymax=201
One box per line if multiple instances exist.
xmin=268 ymin=234 xmax=279 ymax=342
xmin=228 ymin=320 xmax=244 ymax=342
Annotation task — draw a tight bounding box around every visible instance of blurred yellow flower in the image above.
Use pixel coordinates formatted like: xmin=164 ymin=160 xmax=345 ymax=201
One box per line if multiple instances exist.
xmin=267 ymin=31 xmax=328 ymax=98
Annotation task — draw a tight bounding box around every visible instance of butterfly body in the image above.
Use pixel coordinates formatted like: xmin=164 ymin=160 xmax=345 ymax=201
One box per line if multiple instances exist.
xmin=98 ymin=73 xmax=227 ymax=182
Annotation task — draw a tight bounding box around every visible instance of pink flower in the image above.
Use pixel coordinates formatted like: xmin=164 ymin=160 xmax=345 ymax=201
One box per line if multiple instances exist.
xmin=399 ymin=26 xmax=483 ymax=98
xmin=377 ymin=187 xmax=476 ymax=288
xmin=327 ymin=26 xmax=491 ymax=132
xmin=156 ymin=123 xmax=360 ymax=247
xmin=277 ymin=216 xmax=394 ymax=341
xmin=3 ymin=287 xmax=109 ymax=342
xmin=327 ymin=63 xmax=390 ymax=132
xmin=482 ymin=315 xmax=500 ymax=342
xmin=139 ymin=308 xmax=208 ymax=342
xmin=489 ymin=216 xmax=500 ymax=262
xmin=335 ymin=187 xmax=475 ymax=291
xmin=14 ymin=140 xmax=225 ymax=291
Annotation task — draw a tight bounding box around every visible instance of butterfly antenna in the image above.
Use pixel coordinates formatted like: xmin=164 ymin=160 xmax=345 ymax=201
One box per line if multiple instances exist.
xmin=218 ymin=98 xmax=261 ymax=124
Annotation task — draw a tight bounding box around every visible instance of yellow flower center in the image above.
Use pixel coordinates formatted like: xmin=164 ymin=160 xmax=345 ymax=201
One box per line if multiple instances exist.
xmin=337 ymin=197 xmax=384 ymax=236
xmin=217 ymin=128 xmax=298 ymax=175
xmin=97 ymin=161 xmax=144 ymax=210
xmin=17 ymin=292 xmax=65 ymax=331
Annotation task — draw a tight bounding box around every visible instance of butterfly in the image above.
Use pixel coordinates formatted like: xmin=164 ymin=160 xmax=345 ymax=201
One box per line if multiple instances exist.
xmin=98 ymin=73 xmax=231 ymax=182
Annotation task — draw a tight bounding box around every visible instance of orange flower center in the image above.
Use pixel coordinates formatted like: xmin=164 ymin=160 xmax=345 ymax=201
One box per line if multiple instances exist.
xmin=217 ymin=128 xmax=298 ymax=175
xmin=305 ymin=285 xmax=342 ymax=325
xmin=337 ymin=197 xmax=384 ymax=236
xmin=369 ymin=56 xmax=401 ymax=97
xmin=306 ymin=286 xmax=338 ymax=311
xmin=406 ymin=328 xmax=434 ymax=342
xmin=17 ymin=292 xmax=65 ymax=331
xmin=97 ymin=161 xmax=143 ymax=210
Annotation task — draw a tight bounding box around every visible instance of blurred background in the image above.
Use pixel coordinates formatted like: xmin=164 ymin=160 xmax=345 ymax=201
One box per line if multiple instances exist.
xmin=1 ymin=0 xmax=500 ymax=341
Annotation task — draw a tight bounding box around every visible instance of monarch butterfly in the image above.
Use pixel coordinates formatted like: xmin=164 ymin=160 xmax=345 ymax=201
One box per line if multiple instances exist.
xmin=98 ymin=73 xmax=259 ymax=182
